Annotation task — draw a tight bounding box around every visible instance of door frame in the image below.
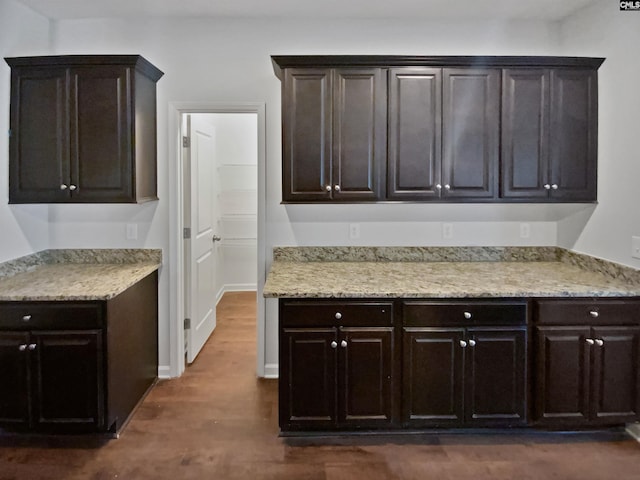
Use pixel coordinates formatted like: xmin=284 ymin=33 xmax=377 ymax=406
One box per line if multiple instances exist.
xmin=168 ymin=102 xmax=267 ymax=378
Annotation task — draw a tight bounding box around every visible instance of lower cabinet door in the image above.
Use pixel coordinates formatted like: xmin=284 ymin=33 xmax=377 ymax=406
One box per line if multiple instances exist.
xmin=280 ymin=328 xmax=337 ymax=430
xmin=535 ymin=326 xmax=591 ymax=425
xmin=339 ymin=327 xmax=394 ymax=428
xmin=30 ymin=330 xmax=104 ymax=432
xmin=591 ymin=326 xmax=640 ymax=424
xmin=0 ymin=332 xmax=31 ymax=428
xmin=465 ymin=327 xmax=527 ymax=426
xmin=402 ymin=328 xmax=465 ymax=427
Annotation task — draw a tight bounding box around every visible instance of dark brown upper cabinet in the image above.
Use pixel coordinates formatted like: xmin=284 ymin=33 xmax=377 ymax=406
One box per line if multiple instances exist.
xmin=5 ymin=55 xmax=164 ymax=204
xmin=273 ymin=56 xmax=604 ymax=204
xmin=502 ymin=68 xmax=598 ymax=201
xmin=281 ymin=67 xmax=386 ymax=202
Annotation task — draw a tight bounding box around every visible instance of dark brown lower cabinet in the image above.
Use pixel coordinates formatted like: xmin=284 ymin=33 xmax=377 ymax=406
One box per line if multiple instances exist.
xmin=403 ymin=327 xmax=526 ymax=427
xmin=0 ymin=271 xmax=158 ymax=435
xmin=280 ymin=326 xmax=394 ymax=431
xmin=535 ymin=325 xmax=640 ymax=426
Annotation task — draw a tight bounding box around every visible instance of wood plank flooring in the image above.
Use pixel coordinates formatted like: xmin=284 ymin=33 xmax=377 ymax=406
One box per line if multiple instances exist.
xmin=2 ymin=291 xmax=640 ymax=479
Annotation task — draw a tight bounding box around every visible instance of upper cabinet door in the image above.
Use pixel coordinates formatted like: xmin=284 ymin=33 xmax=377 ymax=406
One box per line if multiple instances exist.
xmin=388 ymin=68 xmax=442 ymax=200
xmin=549 ymin=69 xmax=598 ymax=201
xmin=282 ymin=68 xmax=332 ymax=202
xmin=8 ymin=67 xmax=70 ymax=203
xmin=69 ymin=66 xmax=132 ymax=202
xmin=442 ymin=69 xmax=499 ymax=199
xmin=501 ymin=69 xmax=550 ymax=200
xmin=332 ymin=68 xmax=386 ymax=201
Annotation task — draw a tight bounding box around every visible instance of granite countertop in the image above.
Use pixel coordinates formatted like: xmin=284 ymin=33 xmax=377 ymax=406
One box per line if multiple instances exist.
xmin=0 ymin=249 xmax=162 ymax=301
xmin=263 ymin=247 xmax=640 ymax=299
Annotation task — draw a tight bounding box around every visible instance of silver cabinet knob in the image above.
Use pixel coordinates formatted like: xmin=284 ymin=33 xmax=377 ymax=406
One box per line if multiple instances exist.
xmin=595 ymin=339 xmax=604 ymax=347
xmin=468 ymin=339 xmax=476 ymax=347
xmin=212 ymin=235 xmax=221 ymax=242
xmin=459 ymin=340 xmax=467 ymax=348
xmin=341 ymin=340 xmax=348 ymax=348
xmin=551 ymin=184 xmax=558 ymax=190
xmin=22 ymin=315 xmax=32 ymax=322
xmin=60 ymin=184 xmax=68 ymax=190
xmin=335 ymin=312 xmax=342 ymax=320
xmin=544 ymin=184 xmax=551 ymax=190
xmin=334 ymin=185 xmax=341 ymax=192
xmin=436 ymin=184 xmax=442 ymax=190
xmin=18 ymin=344 xmax=27 ymax=352
xmin=463 ymin=311 xmax=472 ymax=320
xmin=325 ymin=185 xmax=332 ymax=192
xmin=589 ymin=310 xmax=599 ymax=318
xmin=330 ymin=341 xmax=338 ymax=349
xmin=69 ymin=184 xmax=77 ymax=191
xmin=585 ymin=338 xmax=595 ymax=345
xmin=444 ymin=184 xmax=451 ymax=190
xmin=28 ymin=343 xmax=37 ymax=351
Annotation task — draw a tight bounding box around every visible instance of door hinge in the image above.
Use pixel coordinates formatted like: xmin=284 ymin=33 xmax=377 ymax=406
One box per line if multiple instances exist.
xmin=184 ymin=318 xmax=191 ymax=330
xmin=182 ymin=136 xmax=190 ymax=148
xmin=8 ymin=129 xmax=12 ymax=138
xmin=183 ymin=227 xmax=191 ymax=239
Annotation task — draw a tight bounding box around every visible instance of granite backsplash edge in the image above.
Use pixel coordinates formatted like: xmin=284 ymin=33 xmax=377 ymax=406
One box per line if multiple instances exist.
xmin=0 ymin=249 xmax=163 ymax=280
xmin=272 ymin=246 xmax=640 ymax=286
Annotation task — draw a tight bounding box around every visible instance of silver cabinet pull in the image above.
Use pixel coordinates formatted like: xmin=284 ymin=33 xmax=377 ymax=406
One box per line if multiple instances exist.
xmin=595 ymin=339 xmax=604 ymax=347
xmin=28 ymin=344 xmax=37 ymax=351
xmin=436 ymin=184 xmax=442 ymax=190
xmin=334 ymin=312 xmax=342 ymax=320
xmin=551 ymin=184 xmax=558 ymax=190
xmin=334 ymin=185 xmax=341 ymax=192
xmin=585 ymin=338 xmax=595 ymax=345
xmin=544 ymin=184 xmax=551 ymax=190
xmin=463 ymin=311 xmax=472 ymax=320
xmin=459 ymin=340 xmax=467 ymax=348
xmin=468 ymin=339 xmax=476 ymax=347
xmin=341 ymin=340 xmax=348 ymax=348
xmin=69 ymin=184 xmax=77 ymax=191
xmin=325 ymin=185 xmax=332 ymax=192
xmin=60 ymin=184 xmax=68 ymax=190
xmin=22 ymin=315 xmax=32 ymax=322
xmin=444 ymin=184 xmax=451 ymax=190
xmin=589 ymin=310 xmax=599 ymax=318
xmin=18 ymin=344 xmax=27 ymax=352
xmin=330 ymin=341 xmax=338 ymax=349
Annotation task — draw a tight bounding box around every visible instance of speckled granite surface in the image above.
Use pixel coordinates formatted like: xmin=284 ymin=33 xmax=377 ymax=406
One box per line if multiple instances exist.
xmin=0 ymin=249 xmax=162 ymax=301
xmin=264 ymin=247 xmax=640 ymax=298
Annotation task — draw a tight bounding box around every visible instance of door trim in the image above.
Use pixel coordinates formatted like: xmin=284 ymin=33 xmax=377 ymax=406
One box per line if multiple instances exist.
xmin=168 ymin=102 xmax=267 ymax=378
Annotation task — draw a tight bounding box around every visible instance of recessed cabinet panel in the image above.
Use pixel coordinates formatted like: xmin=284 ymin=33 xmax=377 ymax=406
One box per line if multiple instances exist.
xmin=0 ymin=332 xmax=31 ymax=426
xmin=282 ymin=69 xmax=332 ymax=202
xmin=388 ymin=68 xmax=442 ymax=199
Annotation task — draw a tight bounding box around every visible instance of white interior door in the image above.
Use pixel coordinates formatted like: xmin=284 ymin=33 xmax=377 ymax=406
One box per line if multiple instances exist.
xmin=185 ymin=115 xmax=219 ymax=364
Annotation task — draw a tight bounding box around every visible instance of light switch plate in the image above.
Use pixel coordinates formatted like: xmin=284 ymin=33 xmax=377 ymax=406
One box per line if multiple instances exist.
xmin=632 ymin=236 xmax=640 ymax=259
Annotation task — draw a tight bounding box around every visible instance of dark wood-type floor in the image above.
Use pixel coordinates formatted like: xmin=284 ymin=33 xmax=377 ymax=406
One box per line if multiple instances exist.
xmin=3 ymin=291 xmax=640 ymax=479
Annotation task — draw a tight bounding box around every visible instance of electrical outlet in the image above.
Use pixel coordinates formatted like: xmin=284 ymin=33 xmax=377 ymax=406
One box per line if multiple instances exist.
xmin=126 ymin=223 xmax=138 ymax=240
xmin=349 ymin=223 xmax=360 ymax=240
xmin=520 ymin=223 xmax=530 ymax=239
xmin=632 ymin=236 xmax=640 ymax=259
xmin=442 ymin=223 xmax=453 ymax=239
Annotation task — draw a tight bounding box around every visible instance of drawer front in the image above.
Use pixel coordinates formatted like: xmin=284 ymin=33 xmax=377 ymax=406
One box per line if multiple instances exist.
xmin=403 ymin=300 xmax=527 ymax=327
xmin=280 ymin=300 xmax=393 ymax=327
xmin=536 ymin=299 xmax=640 ymax=326
xmin=0 ymin=302 xmax=103 ymax=330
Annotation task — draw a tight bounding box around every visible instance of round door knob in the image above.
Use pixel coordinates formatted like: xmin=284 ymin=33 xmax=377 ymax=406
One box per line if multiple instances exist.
xmin=544 ymin=184 xmax=551 ymax=190
xmin=334 ymin=185 xmax=341 ymax=192
xmin=330 ymin=341 xmax=338 ymax=349
xmin=589 ymin=310 xmax=599 ymax=318
xmin=468 ymin=339 xmax=476 ymax=347
xmin=325 ymin=185 xmax=332 ymax=192
xmin=69 ymin=184 xmax=77 ymax=191
xmin=60 ymin=184 xmax=68 ymax=190
xmin=459 ymin=340 xmax=467 ymax=348
xmin=341 ymin=340 xmax=348 ymax=348
xmin=212 ymin=235 xmax=221 ymax=242
xmin=334 ymin=312 xmax=342 ymax=320
xmin=22 ymin=315 xmax=32 ymax=322
xmin=28 ymin=344 xmax=37 ymax=351
xmin=18 ymin=344 xmax=27 ymax=352
xmin=551 ymin=184 xmax=558 ymax=190
xmin=595 ymin=339 xmax=604 ymax=347
xmin=585 ymin=338 xmax=595 ymax=345
xmin=463 ymin=312 xmax=472 ymax=320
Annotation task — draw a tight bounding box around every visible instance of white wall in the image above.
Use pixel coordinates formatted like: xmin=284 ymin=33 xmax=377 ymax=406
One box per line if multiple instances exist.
xmin=0 ymin=0 xmax=51 ymax=262
xmin=559 ymin=2 xmax=640 ymax=269
xmin=47 ymin=16 xmax=568 ymax=374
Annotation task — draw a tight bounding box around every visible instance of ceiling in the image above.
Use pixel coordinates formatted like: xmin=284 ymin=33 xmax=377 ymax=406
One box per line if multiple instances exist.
xmin=16 ymin=0 xmax=601 ymax=21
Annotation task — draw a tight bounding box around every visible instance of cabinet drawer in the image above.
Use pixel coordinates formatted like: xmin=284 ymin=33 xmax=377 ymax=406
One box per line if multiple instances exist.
xmin=0 ymin=302 xmax=103 ymax=330
xmin=403 ymin=300 xmax=527 ymax=326
xmin=536 ymin=299 xmax=640 ymax=326
xmin=280 ymin=300 xmax=393 ymax=327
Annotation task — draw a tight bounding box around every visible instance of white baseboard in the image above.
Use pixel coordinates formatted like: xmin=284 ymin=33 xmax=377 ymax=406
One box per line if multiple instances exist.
xmin=626 ymin=423 xmax=640 ymax=441
xmin=158 ymin=365 xmax=172 ymax=379
xmin=263 ymin=363 xmax=279 ymax=379
xmin=224 ymin=283 xmax=257 ymax=292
